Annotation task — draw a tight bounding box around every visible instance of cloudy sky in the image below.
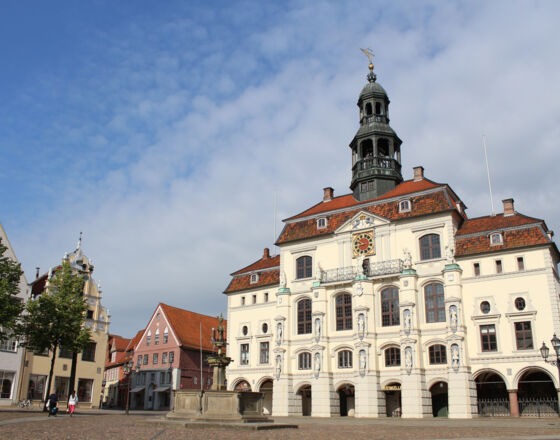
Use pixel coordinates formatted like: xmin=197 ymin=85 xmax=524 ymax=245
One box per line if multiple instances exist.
xmin=1 ymin=0 xmax=559 ymax=337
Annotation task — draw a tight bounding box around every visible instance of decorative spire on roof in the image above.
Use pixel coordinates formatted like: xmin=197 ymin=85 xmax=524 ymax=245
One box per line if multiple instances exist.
xmin=76 ymin=231 xmax=83 ymax=251
xmin=360 ymin=47 xmax=377 ymax=83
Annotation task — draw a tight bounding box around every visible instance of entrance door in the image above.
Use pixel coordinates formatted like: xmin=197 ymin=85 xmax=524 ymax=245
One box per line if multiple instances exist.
xmin=430 ymin=382 xmax=448 ymax=417
xmin=384 ymin=383 xmax=402 ymax=417
xmin=300 ymin=385 xmax=312 ymax=416
xmin=338 ymin=384 xmax=355 ymax=416
xmin=260 ymin=380 xmax=273 ymax=415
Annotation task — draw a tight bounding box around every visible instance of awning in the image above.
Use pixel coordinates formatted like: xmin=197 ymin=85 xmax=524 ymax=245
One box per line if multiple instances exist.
xmin=154 ymin=387 xmax=170 ymax=392
xmin=130 ymin=387 xmax=145 ymax=393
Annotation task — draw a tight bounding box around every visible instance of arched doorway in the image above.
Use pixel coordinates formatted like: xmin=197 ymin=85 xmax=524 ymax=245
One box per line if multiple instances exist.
xmin=475 ymin=371 xmax=509 ymax=416
xmin=259 ymin=379 xmax=273 ymax=415
xmin=518 ymin=370 xmax=558 ymax=416
xmin=430 ymin=381 xmax=448 ymax=417
xmin=234 ymin=380 xmax=251 ymax=392
xmin=297 ymin=385 xmax=312 ymax=416
xmin=383 ymin=382 xmax=402 ymax=417
xmin=337 ymin=384 xmax=355 ymax=416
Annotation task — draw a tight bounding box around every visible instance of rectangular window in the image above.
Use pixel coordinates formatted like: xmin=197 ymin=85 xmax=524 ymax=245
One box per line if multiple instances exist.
xmin=0 ymin=371 xmax=14 ymax=399
xmin=264 ymin=292 xmax=269 ymax=303
xmin=143 ymin=354 xmax=148 ymax=365
xmin=33 ymin=347 xmax=49 ymax=356
xmin=54 ymin=376 xmax=70 ymax=400
xmin=160 ymin=372 xmax=165 ymax=383
xmin=0 ymin=337 xmax=17 ymax=352
xmin=474 ymin=263 xmax=480 ymax=277
xmin=515 ymin=321 xmax=534 ymax=350
xmin=137 ymin=355 xmax=142 ymax=366
xmin=59 ymin=347 xmax=73 ymax=359
xmin=163 ymin=332 xmax=168 ymax=344
xmin=146 ymin=335 xmax=151 ymax=346
xmin=27 ymin=374 xmax=46 ymax=400
xmin=162 ymin=352 xmax=168 ymax=364
xmin=428 ymin=345 xmax=447 ymax=365
xmin=153 ymin=353 xmax=158 ymax=364
xmin=260 ymin=342 xmax=269 ymax=364
xmin=517 ymin=257 xmax=525 ymax=271
xmin=77 ymin=378 xmax=93 ymax=403
xmin=298 ymin=352 xmax=311 ymax=370
xmin=81 ymin=342 xmax=96 ymax=362
xmin=86 ymin=310 xmax=94 ymax=319
xmin=154 ymin=333 xmax=159 ymax=345
xmin=496 ymin=260 xmax=502 ymax=274
xmin=169 ymin=351 xmax=174 ymax=364
xmin=337 ymin=350 xmax=353 ymax=368
xmin=385 ymin=347 xmax=401 ymax=367
xmin=480 ymin=324 xmax=498 ymax=352
xmin=252 ymin=295 xmax=257 ymax=304
xmin=241 ymin=297 xmax=245 ymax=306
xmin=240 ymin=344 xmax=249 ymax=365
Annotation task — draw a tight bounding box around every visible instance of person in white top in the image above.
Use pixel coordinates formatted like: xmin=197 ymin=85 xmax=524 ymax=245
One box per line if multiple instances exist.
xmin=68 ymin=391 xmax=78 ymax=416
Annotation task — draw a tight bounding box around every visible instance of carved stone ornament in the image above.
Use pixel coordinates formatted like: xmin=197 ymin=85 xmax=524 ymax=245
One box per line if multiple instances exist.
xmin=276 ymin=322 xmax=283 ymax=346
xmin=404 ymin=346 xmax=413 ymax=373
xmin=275 ymin=355 xmax=282 ymax=379
xmin=449 ymin=305 xmax=458 ymax=330
xmin=313 ymin=353 xmax=321 ymax=378
xmin=359 ymin=349 xmax=367 ymax=377
xmin=451 ymin=343 xmax=460 ymax=371
xmin=355 ymin=281 xmax=364 ymax=297
xmin=402 ymin=248 xmax=412 ymax=269
xmin=314 ymin=317 xmax=321 ymax=343
xmin=403 ymin=309 xmax=411 ymax=333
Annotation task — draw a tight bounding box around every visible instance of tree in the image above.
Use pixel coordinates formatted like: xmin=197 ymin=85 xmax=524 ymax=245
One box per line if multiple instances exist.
xmin=20 ymin=261 xmax=91 ymax=409
xmin=0 ymin=237 xmax=24 ymax=341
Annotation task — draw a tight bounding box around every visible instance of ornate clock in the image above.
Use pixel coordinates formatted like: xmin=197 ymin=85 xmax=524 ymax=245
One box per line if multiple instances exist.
xmin=353 ymin=231 xmax=375 ymax=257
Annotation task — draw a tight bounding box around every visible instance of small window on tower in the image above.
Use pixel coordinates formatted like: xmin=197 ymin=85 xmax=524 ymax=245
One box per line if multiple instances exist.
xmin=368 ymin=181 xmax=375 ymax=191
xmin=365 ymin=102 xmax=372 ymax=116
xmin=398 ymin=200 xmax=411 ymax=213
xmin=317 ymin=218 xmax=327 ymax=229
xmin=375 ymin=102 xmax=382 ymax=115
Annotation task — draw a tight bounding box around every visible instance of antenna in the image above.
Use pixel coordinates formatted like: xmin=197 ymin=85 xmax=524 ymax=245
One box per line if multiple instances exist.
xmin=482 ymin=135 xmax=495 ymax=216
xmin=273 ymin=191 xmax=278 ymax=255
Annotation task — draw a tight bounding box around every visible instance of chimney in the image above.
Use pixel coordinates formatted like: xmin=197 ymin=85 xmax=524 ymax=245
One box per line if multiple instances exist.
xmin=323 ymin=187 xmax=334 ymax=202
xmin=502 ymin=198 xmax=515 ymax=216
xmin=413 ymin=166 xmax=424 ymax=181
xmin=35 ymin=267 xmax=40 ymax=279
xmin=263 ymin=248 xmax=270 ymax=259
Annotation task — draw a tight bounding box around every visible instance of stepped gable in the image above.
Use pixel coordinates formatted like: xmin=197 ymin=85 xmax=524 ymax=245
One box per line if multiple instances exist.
xmin=277 ymin=179 xmax=459 ymax=245
xmin=455 ymin=212 xmax=555 ymax=257
xmin=159 ymin=303 xmax=224 ymax=352
xmin=225 ymin=248 xmax=280 ymax=294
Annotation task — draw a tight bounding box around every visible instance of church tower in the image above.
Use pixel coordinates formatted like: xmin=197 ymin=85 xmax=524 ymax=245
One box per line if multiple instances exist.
xmin=350 ymin=54 xmax=403 ymax=201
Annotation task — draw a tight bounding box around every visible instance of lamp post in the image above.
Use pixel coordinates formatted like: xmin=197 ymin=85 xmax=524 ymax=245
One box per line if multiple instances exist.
xmin=122 ymin=360 xmax=134 ymax=415
xmin=539 ymin=334 xmax=560 ymax=416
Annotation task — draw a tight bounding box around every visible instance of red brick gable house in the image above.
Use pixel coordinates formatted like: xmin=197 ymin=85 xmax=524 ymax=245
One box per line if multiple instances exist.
xmin=129 ymin=303 xmax=225 ymax=410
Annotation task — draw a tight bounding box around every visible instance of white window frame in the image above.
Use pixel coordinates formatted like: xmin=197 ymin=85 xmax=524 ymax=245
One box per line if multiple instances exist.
xmin=489 ymin=232 xmax=503 ymax=246
xmin=398 ymin=199 xmax=411 ymax=213
xmin=250 ymin=273 xmax=259 ymax=284
xmin=317 ymin=217 xmax=327 ymax=229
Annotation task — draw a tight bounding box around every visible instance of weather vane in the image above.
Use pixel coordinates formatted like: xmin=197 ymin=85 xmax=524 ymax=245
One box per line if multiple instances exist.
xmin=360 ymin=47 xmax=375 ymax=71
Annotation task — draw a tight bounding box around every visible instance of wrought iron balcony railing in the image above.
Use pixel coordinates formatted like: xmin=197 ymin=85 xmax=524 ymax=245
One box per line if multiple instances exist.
xmin=319 ymin=259 xmax=403 ymax=283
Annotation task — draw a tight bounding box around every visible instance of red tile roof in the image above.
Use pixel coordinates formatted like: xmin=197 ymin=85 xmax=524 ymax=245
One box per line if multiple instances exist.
xmin=285 ymin=178 xmax=443 ymax=221
xmin=224 ymin=268 xmax=279 ymax=294
xmin=456 ymin=213 xmax=544 ymax=236
xmin=277 ymin=189 xmax=456 ymax=245
xmin=126 ymin=329 xmax=145 ymax=353
xmin=160 ymin=303 xmax=225 ymax=352
xmin=231 ymin=254 xmax=280 ymax=276
xmin=110 ymin=335 xmax=130 ymax=352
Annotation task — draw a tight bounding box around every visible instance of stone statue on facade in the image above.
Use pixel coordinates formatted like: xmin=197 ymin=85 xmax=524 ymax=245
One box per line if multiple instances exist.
xmin=405 ymin=347 xmax=413 ymax=370
xmin=452 ymin=344 xmax=460 ymax=367
xmin=403 ymin=309 xmax=411 ymax=331
xmin=450 ymin=306 xmax=458 ymax=327
xmin=279 ymin=271 xmax=287 ymax=288
xmin=276 ymin=322 xmax=283 ymax=345
xmin=314 ymin=318 xmax=321 ymax=342
xmin=313 ymin=353 xmax=321 ymax=377
xmin=358 ymin=313 xmax=365 ymax=339
xmin=445 ymin=245 xmax=455 ymax=264
xmin=403 ymin=248 xmax=412 ymax=269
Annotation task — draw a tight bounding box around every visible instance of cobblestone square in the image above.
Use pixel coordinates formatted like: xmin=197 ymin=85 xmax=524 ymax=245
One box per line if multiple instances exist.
xmin=3 ymin=411 xmax=560 ymax=440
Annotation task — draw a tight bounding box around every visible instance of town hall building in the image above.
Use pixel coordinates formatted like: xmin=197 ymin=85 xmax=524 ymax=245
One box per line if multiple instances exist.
xmin=224 ymin=60 xmax=560 ymax=418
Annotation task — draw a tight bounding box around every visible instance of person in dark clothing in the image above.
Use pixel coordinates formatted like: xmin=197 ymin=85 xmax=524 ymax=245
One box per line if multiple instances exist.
xmin=47 ymin=392 xmax=58 ymax=416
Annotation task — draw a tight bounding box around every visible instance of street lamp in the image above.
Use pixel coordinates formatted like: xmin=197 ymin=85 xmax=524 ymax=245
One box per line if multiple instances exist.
xmin=540 ymin=334 xmax=560 ymax=417
xmin=122 ymin=360 xmax=134 ymax=415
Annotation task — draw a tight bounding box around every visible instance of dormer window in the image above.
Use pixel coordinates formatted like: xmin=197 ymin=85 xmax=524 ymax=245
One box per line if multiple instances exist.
xmin=250 ymin=273 xmax=259 ymax=284
xmin=398 ymin=200 xmax=411 ymax=213
xmin=490 ymin=232 xmax=503 ymax=246
xmin=317 ymin=217 xmax=327 ymax=229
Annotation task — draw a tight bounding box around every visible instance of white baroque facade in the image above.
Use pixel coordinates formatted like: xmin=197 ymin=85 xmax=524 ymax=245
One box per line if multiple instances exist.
xmin=224 ymin=65 xmax=560 ymax=418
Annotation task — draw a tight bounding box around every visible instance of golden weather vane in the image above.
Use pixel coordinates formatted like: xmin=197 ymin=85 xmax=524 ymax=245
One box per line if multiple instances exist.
xmin=360 ymin=47 xmax=375 ymax=71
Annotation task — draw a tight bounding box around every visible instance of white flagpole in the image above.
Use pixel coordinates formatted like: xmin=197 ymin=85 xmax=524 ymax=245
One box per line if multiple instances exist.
xmin=483 ymin=135 xmax=495 ymax=216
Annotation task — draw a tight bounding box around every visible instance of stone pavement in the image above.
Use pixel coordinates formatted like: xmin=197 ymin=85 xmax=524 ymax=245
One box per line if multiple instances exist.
xmin=2 ymin=411 xmax=560 ymax=440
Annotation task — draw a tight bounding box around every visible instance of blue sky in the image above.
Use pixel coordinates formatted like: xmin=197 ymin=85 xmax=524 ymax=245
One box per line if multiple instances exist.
xmin=2 ymin=1 xmax=560 ymax=337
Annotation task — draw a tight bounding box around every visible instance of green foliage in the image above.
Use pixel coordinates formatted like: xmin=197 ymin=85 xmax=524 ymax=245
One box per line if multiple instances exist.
xmin=21 ymin=261 xmax=91 ymax=354
xmin=0 ymin=237 xmax=24 ymax=340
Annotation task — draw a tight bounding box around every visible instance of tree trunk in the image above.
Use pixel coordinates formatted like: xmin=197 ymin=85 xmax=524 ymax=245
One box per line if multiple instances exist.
xmin=43 ymin=344 xmax=57 ymax=412
xmin=68 ymin=351 xmax=78 ymax=405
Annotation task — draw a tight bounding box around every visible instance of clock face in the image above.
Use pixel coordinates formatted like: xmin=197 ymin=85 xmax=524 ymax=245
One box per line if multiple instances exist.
xmin=353 ymin=232 xmax=374 ymax=256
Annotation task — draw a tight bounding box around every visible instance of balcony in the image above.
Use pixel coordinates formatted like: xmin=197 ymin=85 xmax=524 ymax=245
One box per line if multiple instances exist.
xmin=319 ymin=259 xmax=403 ymax=283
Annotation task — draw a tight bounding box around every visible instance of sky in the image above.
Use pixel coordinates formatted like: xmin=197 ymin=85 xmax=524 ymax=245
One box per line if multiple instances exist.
xmin=1 ymin=0 xmax=559 ymax=338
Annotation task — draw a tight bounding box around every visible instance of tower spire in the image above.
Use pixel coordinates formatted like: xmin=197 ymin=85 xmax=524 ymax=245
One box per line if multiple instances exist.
xmin=360 ymin=47 xmax=377 ymax=83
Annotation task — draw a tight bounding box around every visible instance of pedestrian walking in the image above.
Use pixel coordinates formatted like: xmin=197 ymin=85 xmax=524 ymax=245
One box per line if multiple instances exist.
xmin=68 ymin=391 xmax=78 ymax=416
xmin=47 ymin=392 xmax=58 ymax=416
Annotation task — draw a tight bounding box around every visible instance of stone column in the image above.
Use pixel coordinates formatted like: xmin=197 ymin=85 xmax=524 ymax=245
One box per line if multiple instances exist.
xmin=354 ymin=371 xmax=383 ymax=417
xmin=508 ymin=390 xmax=520 ymax=417
xmin=272 ymin=375 xmax=291 ymax=416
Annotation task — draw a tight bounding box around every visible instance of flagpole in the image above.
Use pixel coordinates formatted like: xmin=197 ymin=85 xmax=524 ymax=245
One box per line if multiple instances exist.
xmin=482 ymin=135 xmax=495 ymax=216
xmin=200 ymin=322 xmax=203 ymax=391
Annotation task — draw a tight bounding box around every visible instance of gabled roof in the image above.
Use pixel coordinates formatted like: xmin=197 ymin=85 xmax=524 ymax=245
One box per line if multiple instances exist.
xmin=126 ymin=329 xmax=145 ymax=353
xmin=225 ymin=249 xmax=280 ymax=294
xmin=109 ymin=334 xmax=130 ymax=352
xmin=456 ymin=213 xmax=545 ymax=236
xmin=159 ymin=303 xmax=225 ymax=352
xmin=231 ymin=254 xmax=279 ymax=276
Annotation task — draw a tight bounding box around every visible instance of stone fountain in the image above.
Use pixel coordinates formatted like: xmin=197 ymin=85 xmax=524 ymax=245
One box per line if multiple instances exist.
xmin=167 ymin=314 xmax=270 ymax=423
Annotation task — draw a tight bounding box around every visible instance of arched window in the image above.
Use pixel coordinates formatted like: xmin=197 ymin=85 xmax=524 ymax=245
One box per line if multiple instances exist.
xmin=420 ymin=234 xmax=441 ymax=260
xmin=296 ymin=256 xmax=312 ymax=279
xmin=381 ymin=286 xmax=400 ymax=327
xmin=428 ymin=344 xmax=447 ymax=364
xmin=336 ymin=293 xmax=352 ymax=330
xmin=377 ymin=138 xmax=389 ymax=156
xmin=365 ymin=102 xmax=372 ymax=116
xmin=375 ymin=102 xmax=382 ymax=115
xmin=360 ymin=139 xmax=373 ymax=158
xmin=385 ymin=347 xmax=401 ymax=367
xmin=297 ymin=299 xmax=312 ymax=334
xmin=154 ymin=329 xmax=160 ymax=345
xmin=163 ymin=328 xmax=169 ymax=344
xmin=298 ymin=352 xmax=312 ymax=370
xmin=425 ymin=283 xmax=445 ymax=323
xmin=338 ymin=350 xmax=353 ymax=368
